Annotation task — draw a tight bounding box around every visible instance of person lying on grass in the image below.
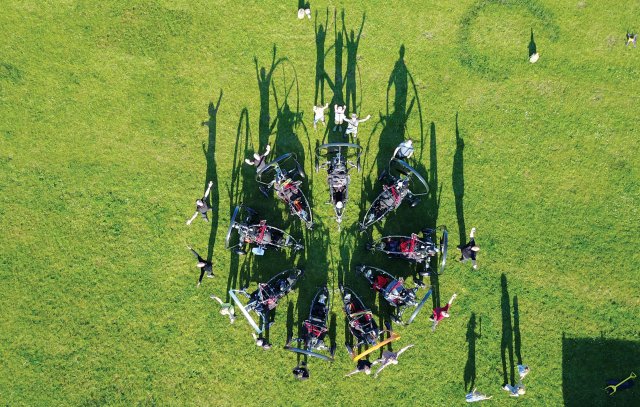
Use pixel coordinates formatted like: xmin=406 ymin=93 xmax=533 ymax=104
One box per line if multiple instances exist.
xmin=187 ymin=246 xmax=213 ymax=287
xmin=344 ymin=112 xmax=371 ymax=140
xmin=186 ymin=181 xmax=214 ymax=225
xmin=345 ymin=359 xmax=372 ymax=377
xmin=371 ymin=344 xmax=414 ymax=378
xmin=313 ymin=103 xmax=329 ymax=129
xmin=333 ymin=104 xmax=346 ymax=132
xmin=210 ymin=295 xmax=235 ymax=324
xmin=458 ymin=227 xmax=480 ymax=270
xmin=430 ymin=293 xmax=457 ymax=331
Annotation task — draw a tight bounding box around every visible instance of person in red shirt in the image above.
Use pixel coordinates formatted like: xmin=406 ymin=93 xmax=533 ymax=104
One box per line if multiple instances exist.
xmin=429 ymin=293 xmax=457 ymax=330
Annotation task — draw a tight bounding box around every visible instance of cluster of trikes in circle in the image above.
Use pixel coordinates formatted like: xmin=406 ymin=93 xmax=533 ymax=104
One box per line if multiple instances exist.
xmin=224 ymin=144 xmax=448 ymax=365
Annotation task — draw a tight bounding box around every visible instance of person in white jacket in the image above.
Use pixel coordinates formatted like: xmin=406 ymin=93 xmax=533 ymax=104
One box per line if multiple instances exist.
xmin=333 ymin=104 xmax=346 ymax=131
xmin=344 ymin=112 xmax=371 ymax=140
xmin=313 ymin=103 xmax=329 ymax=129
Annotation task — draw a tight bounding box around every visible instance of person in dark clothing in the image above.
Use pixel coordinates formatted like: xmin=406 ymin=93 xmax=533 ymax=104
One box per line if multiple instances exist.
xmin=292 ymin=362 xmax=310 ymax=380
xmin=458 ymin=227 xmax=480 ymax=270
xmin=187 ymin=246 xmax=213 ymax=286
xmin=186 ymin=181 xmax=214 ymax=225
xmin=244 ymin=144 xmax=271 ymax=171
xmin=345 ymin=359 xmax=372 ymax=377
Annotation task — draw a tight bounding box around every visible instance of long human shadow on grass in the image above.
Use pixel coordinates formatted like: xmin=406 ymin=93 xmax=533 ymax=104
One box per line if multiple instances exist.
xmin=426 ymin=122 xmax=443 ymax=304
xmin=453 ymin=112 xmax=466 ymax=247
xmin=255 ymin=45 xmax=286 ymax=148
xmin=464 ymin=313 xmax=481 ymax=391
xmin=201 ymin=90 xmax=222 ymax=262
xmin=501 ymin=273 xmax=516 ymax=386
xmin=323 ymin=9 xmax=349 ymax=144
xmin=225 ymin=108 xmax=252 ymax=301
xmin=513 ymin=295 xmax=523 ymax=366
xmin=528 ymin=29 xmax=537 ymax=58
xmin=343 ymin=11 xmax=365 ymax=114
xmin=314 ymin=9 xmax=329 ymax=105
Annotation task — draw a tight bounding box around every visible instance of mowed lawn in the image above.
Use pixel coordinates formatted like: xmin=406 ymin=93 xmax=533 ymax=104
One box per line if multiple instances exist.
xmin=1 ymin=0 xmax=638 ymax=405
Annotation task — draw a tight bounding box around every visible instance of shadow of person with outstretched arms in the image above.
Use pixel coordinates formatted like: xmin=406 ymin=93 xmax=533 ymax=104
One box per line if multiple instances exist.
xmin=342 ymin=11 xmax=365 ymax=114
xmin=255 ymin=45 xmax=286 ymax=148
xmin=201 ymin=90 xmax=222 ymax=262
xmin=452 ymin=112 xmax=466 ymax=247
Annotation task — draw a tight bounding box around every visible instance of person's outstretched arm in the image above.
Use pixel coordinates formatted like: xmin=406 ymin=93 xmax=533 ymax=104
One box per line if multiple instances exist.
xmin=263 ymin=144 xmax=271 ymax=155
xmin=187 ymin=246 xmax=201 ymax=259
xmin=392 ymin=146 xmax=400 ymax=158
xmin=186 ymin=212 xmax=199 ymax=225
xmin=345 ymin=368 xmax=361 ymax=377
xmin=210 ymin=295 xmax=224 ymax=305
xmin=397 ymin=344 xmax=414 ymax=357
xmin=245 ymin=158 xmax=255 ymax=165
xmin=323 ymin=103 xmax=329 ymax=110
xmin=203 ymin=181 xmax=214 ymax=199
xmin=374 ymin=363 xmax=388 ymax=378
xmin=470 ymin=227 xmax=476 ymax=239
xmin=359 ymin=114 xmax=372 ymax=123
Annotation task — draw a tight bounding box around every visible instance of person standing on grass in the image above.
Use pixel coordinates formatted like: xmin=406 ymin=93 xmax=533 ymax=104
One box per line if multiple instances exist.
xmin=334 ymin=104 xmax=347 ymax=131
xmin=210 ymin=295 xmax=235 ymax=324
xmin=429 ymin=293 xmax=457 ymax=330
xmin=313 ymin=103 xmax=329 ymax=129
xmin=370 ymin=344 xmax=414 ymax=378
xmin=626 ymin=32 xmax=637 ymax=47
xmin=244 ymin=144 xmax=271 ymax=171
xmin=345 ymin=359 xmax=372 ymax=377
xmin=186 ymin=181 xmax=214 ymax=225
xmin=458 ymin=227 xmax=480 ymax=270
xmin=344 ymin=112 xmax=371 ymax=140
xmin=392 ymin=139 xmax=414 ymax=161
xmin=187 ymin=246 xmax=214 ymax=287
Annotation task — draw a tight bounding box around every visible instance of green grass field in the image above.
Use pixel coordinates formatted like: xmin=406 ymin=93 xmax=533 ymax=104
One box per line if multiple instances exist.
xmin=1 ymin=0 xmax=639 ymax=405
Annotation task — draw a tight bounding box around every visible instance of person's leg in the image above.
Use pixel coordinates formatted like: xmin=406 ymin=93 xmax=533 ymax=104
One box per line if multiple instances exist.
xmin=472 ymin=259 xmax=478 ymax=269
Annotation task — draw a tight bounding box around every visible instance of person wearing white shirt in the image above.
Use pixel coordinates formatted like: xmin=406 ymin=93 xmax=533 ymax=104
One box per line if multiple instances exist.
xmin=344 ymin=113 xmax=371 ymax=139
xmin=392 ymin=139 xmax=414 ymax=160
xmin=313 ymin=103 xmax=329 ymax=129
xmin=333 ymin=104 xmax=346 ymax=131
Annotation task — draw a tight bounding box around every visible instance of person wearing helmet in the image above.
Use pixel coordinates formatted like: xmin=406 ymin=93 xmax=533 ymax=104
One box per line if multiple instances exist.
xmin=186 ymin=180 xmax=214 ymax=225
